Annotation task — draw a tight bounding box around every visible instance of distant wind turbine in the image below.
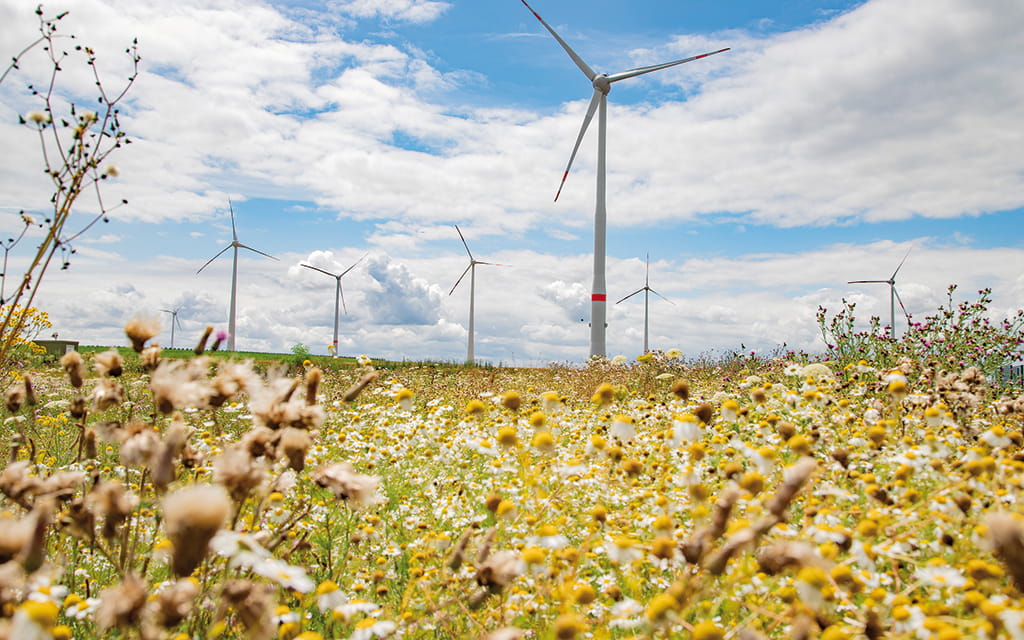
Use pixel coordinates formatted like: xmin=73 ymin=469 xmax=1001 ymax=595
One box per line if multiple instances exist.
xmin=301 ymin=254 xmax=367 ymax=357
xmin=197 ymin=201 xmax=278 ymax=352
xmin=849 ymin=247 xmax=912 ymax=339
xmin=616 ymin=254 xmax=674 ymax=355
xmin=161 ymin=307 xmax=182 ymax=349
xmin=519 ymin=0 xmax=727 ymax=359
xmin=449 ymin=225 xmax=505 ymax=365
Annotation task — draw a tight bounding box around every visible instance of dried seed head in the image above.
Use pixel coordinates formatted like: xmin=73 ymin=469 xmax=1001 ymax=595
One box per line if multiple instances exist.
xmin=22 ymin=374 xmax=36 ymax=406
xmin=305 ymin=368 xmax=322 ymax=405
xmin=4 ymin=385 xmax=24 ymax=412
xmin=670 ymin=379 xmax=690 ymax=400
xmin=93 ymin=349 xmax=123 ymax=377
xmin=61 ymin=351 xmax=85 ymax=388
xmin=313 ymin=462 xmax=384 ymax=508
xmin=756 ymin=541 xmax=824 ymax=575
xmin=984 ymin=512 xmax=1024 ymax=590
xmin=764 ymin=457 xmax=817 ymax=520
xmin=213 ymin=446 xmax=269 ymax=503
xmin=694 ymin=403 xmax=713 ymax=425
xmin=91 ymin=379 xmax=125 ymax=412
xmin=194 ymin=326 xmax=214 ymax=355
xmin=125 ymin=315 xmax=161 ymax=353
xmin=95 ymin=573 xmax=148 ymax=631
xmin=163 ymin=484 xmax=231 ymax=576
xmin=278 ymin=427 xmax=312 ymax=472
xmin=0 ymin=516 xmax=31 ymax=564
xmin=86 ymin=480 xmax=139 ymax=539
xmin=220 ymin=580 xmax=274 ymax=640
xmin=475 ymin=550 xmax=521 ymax=593
xmin=146 ymin=577 xmax=198 ymax=628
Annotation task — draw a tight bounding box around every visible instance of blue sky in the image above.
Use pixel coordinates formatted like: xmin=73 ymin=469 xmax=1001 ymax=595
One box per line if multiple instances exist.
xmin=1 ymin=0 xmax=1022 ymax=364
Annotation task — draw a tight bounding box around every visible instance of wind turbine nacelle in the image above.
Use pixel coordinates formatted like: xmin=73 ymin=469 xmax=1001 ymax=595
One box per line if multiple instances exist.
xmin=593 ymin=75 xmax=611 ymax=94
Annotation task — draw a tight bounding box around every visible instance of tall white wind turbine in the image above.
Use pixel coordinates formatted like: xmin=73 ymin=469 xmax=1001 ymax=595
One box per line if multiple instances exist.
xmin=449 ymin=225 xmax=504 ymax=365
xmin=197 ymin=201 xmax=278 ymax=352
xmin=849 ymin=248 xmax=912 ymax=339
xmin=301 ymin=254 xmax=367 ymax=357
xmin=519 ymin=0 xmax=727 ymax=359
xmin=616 ymin=254 xmax=673 ymax=355
xmin=160 ymin=307 xmax=182 ymax=349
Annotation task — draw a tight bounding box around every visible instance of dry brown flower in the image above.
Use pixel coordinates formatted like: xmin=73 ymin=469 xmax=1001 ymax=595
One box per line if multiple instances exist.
xmin=60 ymin=350 xmax=85 ymax=388
xmin=145 ymin=577 xmax=198 ymax=629
xmin=764 ymin=457 xmax=817 ymax=519
xmin=213 ymin=446 xmax=269 ymax=503
xmin=756 ymin=541 xmax=826 ymax=575
xmin=0 ymin=517 xmax=30 ymax=564
xmin=476 ymin=549 xmax=521 ymax=593
xmin=694 ymin=402 xmax=713 ymax=425
xmin=342 ymin=371 xmax=379 ymax=402
xmin=86 ymin=479 xmax=138 ymax=539
xmin=671 ymin=379 xmax=690 ymax=400
xmin=313 ymin=462 xmax=384 ymax=508
xmin=125 ymin=315 xmax=161 ymax=353
xmin=305 ymin=367 xmax=322 ymax=405
xmin=93 ymin=349 xmax=123 ymax=377
xmin=4 ymin=385 xmax=24 ymax=412
xmin=194 ymin=325 xmax=214 ymax=355
xmin=96 ymin=573 xmax=148 ymax=631
xmin=984 ymin=512 xmax=1024 ymax=590
xmin=163 ymin=484 xmax=231 ymax=576
xmin=0 ymin=461 xmax=40 ymax=509
xmin=278 ymin=427 xmax=312 ymax=472
xmin=219 ymin=580 xmax=274 ymax=640
xmin=91 ymin=378 xmax=125 ymax=412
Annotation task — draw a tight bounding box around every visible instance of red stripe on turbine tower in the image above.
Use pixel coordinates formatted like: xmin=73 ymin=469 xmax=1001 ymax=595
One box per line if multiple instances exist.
xmin=592 ymin=294 xmax=607 ymax=302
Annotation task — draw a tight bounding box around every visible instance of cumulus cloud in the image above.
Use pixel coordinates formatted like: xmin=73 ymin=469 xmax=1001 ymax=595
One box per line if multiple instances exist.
xmin=361 ymin=253 xmax=444 ymax=325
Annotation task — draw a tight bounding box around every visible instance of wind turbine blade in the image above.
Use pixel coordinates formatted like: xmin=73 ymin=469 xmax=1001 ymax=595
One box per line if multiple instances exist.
xmin=891 ymin=246 xmax=912 ymax=280
xmin=893 ymin=287 xmax=910 ymax=320
xmin=449 ymin=263 xmax=472 ymax=296
xmin=475 ymin=261 xmax=509 ymax=267
xmin=606 ymin=48 xmax=730 ymax=83
xmin=302 ymin=263 xmax=340 ymax=278
xmin=228 ymin=200 xmax=238 ymax=242
xmin=197 ymin=245 xmax=232 ymax=274
xmin=454 ymin=225 xmax=474 ymax=261
xmin=519 ymin=0 xmax=596 ymax=81
xmin=555 ymin=89 xmax=601 ymax=202
xmin=341 ymin=253 xmax=368 ymax=277
xmin=340 ymin=283 xmax=348 ymax=315
xmin=650 ymin=288 xmax=675 ymax=305
xmin=616 ymin=289 xmax=644 ymax=304
xmin=848 ymin=280 xmax=888 ymax=284
xmin=237 ymin=243 xmax=279 ymax=261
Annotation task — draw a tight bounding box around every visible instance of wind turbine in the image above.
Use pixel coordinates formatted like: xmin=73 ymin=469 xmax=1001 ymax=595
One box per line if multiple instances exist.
xmin=519 ymin=0 xmax=728 ymax=359
xmin=161 ymin=307 xmax=182 ymax=349
xmin=449 ymin=225 xmax=504 ymax=365
xmin=849 ymin=248 xmax=912 ymax=339
xmin=616 ymin=254 xmax=674 ymax=355
xmin=301 ymin=254 xmax=367 ymax=357
xmin=197 ymin=201 xmax=278 ymax=352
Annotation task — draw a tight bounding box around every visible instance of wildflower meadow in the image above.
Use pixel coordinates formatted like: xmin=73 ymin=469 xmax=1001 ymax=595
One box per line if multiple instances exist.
xmin=0 ymin=297 xmax=1022 ymax=640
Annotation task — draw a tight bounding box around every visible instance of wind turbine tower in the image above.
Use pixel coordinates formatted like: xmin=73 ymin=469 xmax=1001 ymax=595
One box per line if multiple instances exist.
xmin=849 ymin=248 xmax=912 ymax=339
xmin=197 ymin=201 xmax=278 ymax=352
xmin=616 ymin=254 xmax=673 ymax=354
xmin=301 ymin=254 xmax=367 ymax=357
xmin=161 ymin=307 xmax=182 ymax=349
xmin=449 ymin=225 xmax=504 ymax=364
xmin=519 ymin=0 xmax=727 ymax=359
